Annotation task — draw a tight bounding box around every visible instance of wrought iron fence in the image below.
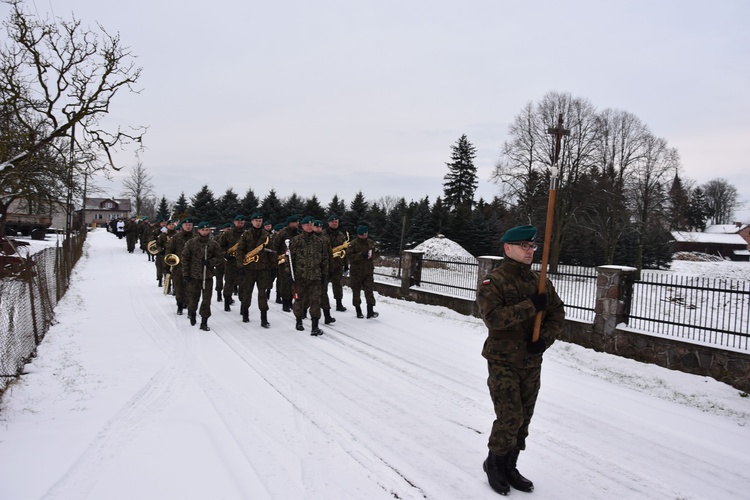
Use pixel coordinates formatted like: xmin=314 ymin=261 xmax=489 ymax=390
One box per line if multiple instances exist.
xmin=630 ymin=272 xmax=750 ymax=350
xmin=532 ymin=264 xmax=597 ymax=322
xmin=0 ymin=231 xmax=86 ymax=394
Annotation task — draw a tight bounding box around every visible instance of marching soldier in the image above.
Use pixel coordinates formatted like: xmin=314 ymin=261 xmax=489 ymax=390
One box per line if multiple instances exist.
xmin=124 ymin=216 xmax=139 ymax=253
xmin=274 ymin=215 xmax=301 ymax=312
xmin=166 ymin=217 xmax=195 ymax=315
xmin=323 ymin=213 xmax=349 ymax=313
xmin=347 ymin=224 xmax=379 ymax=319
xmin=289 ymin=216 xmax=328 ymax=335
xmin=219 ymin=215 xmax=246 ymax=311
xmin=151 ymin=219 xmax=168 ymax=286
xmin=181 ymin=221 xmax=223 ymax=331
xmin=315 ymin=219 xmax=336 ymax=325
xmin=213 ymin=222 xmax=232 ymax=302
xmin=235 ymin=212 xmax=272 ymax=327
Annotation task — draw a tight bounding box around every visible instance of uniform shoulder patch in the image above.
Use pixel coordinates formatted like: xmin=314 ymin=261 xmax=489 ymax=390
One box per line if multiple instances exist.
xmin=482 ymin=278 xmax=491 ymax=285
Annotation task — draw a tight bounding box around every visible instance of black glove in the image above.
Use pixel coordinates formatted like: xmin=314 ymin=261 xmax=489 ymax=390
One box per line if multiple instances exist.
xmin=224 ymin=252 xmax=234 ymax=261
xmin=184 ymin=275 xmax=192 ymax=284
xmin=526 ymin=338 xmax=547 ymax=354
xmin=529 ymin=291 xmax=548 ymax=312
xmin=201 ymin=258 xmax=209 ymax=267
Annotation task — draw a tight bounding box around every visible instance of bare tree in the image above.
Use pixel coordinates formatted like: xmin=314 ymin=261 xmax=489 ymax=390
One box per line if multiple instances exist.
xmin=702 ymin=178 xmax=740 ymax=225
xmin=121 ymin=161 xmax=155 ymax=216
xmin=0 ymin=0 xmax=145 ymax=236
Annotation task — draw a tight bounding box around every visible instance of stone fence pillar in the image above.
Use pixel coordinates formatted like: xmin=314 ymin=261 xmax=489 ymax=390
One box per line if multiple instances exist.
xmin=401 ymin=250 xmax=424 ymax=296
xmin=594 ymin=265 xmax=637 ymax=336
xmin=477 ymin=256 xmax=504 ymax=290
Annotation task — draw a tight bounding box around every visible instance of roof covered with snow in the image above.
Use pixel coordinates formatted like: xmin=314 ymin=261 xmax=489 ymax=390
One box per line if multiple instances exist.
xmin=704 ymin=224 xmax=747 ymax=234
xmin=671 ymin=231 xmax=748 ymax=245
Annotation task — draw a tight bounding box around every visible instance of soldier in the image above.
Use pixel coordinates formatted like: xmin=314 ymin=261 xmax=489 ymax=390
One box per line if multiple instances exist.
xmin=139 ymin=218 xmax=152 ymax=258
xmin=166 ymin=217 xmax=195 ymax=315
xmin=124 ymin=216 xmax=139 ymax=252
xmin=219 ymin=215 xmax=246 ymax=311
xmin=181 ymin=221 xmax=223 ymax=331
xmin=155 ymin=219 xmax=176 ymax=289
xmin=213 ymin=222 xmax=232 ymax=302
xmin=315 ymin=219 xmax=336 ymax=325
xmin=235 ymin=212 xmax=272 ymax=327
xmin=289 ymin=216 xmax=328 ymax=335
xmin=347 ymin=224 xmax=379 ymax=319
xmin=151 ymin=219 xmax=167 ymax=285
xmin=270 ymin=222 xmax=286 ymax=304
xmin=323 ymin=213 xmax=349 ymax=313
xmin=274 ymin=215 xmax=301 ymax=312
xmin=476 ymin=225 xmax=565 ymax=495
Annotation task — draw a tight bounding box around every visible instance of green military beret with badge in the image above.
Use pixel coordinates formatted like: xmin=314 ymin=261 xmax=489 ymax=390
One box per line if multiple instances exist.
xmin=501 ymin=225 xmax=537 ymax=243
xmin=196 ymin=221 xmax=210 ymax=229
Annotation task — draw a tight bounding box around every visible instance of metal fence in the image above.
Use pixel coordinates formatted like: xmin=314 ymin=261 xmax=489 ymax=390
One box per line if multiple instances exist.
xmin=631 ymin=272 xmax=750 ymax=350
xmin=532 ymin=264 xmax=597 ymax=322
xmin=0 ymin=232 xmax=86 ymax=394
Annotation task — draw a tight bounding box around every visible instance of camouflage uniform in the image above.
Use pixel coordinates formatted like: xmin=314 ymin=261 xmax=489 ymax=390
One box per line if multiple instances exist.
xmin=274 ymin=222 xmax=300 ymax=310
xmin=124 ymin=218 xmax=139 ymax=253
xmin=166 ymin=229 xmax=195 ymax=311
xmin=347 ymin=235 xmax=377 ymax=309
xmin=235 ymin=226 xmax=271 ymax=320
xmin=181 ymin=232 xmax=222 ymax=320
xmin=155 ymin=226 xmax=176 ymax=285
xmin=219 ymin=225 xmax=244 ymax=305
xmin=476 ymin=258 xmax=565 ymax=455
xmin=289 ymin=230 xmax=329 ymax=323
xmin=323 ymin=225 xmax=348 ymax=310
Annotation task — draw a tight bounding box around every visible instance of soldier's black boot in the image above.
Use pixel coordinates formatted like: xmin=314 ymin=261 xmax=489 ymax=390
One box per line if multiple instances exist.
xmin=335 ymin=299 xmax=347 ymax=312
xmin=275 ymin=292 xmax=282 ymax=304
xmin=199 ymin=317 xmax=210 ymax=331
xmin=366 ymin=304 xmax=379 ymax=319
xmin=260 ymin=310 xmax=270 ymax=328
xmin=189 ymin=311 xmax=197 ymax=326
xmin=157 ymin=277 xmax=162 ymax=288
xmin=224 ymin=301 xmax=231 ymax=312
xmin=241 ymin=306 xmax=249 ymax=323
xmin=302 ymin=307 xmax=308 ymax=319
xmin=216 ymin=290 xmax=222 ymax=302
xmin=177 ymin=303 xmax=183 ymax=315
xmin=311 ymin=318 xmax=323 ymax=336
xmin=355 ymin=305 xmax=364 ymax=319
xmin=295 ymin=318 xmax=304 ymax=331
xmin=483 ymin=451 xmax=510 ymax=495
xmin=323 ymin=308 xmax=336 ymax=324
xmin=504 ymin=449 xmax=534 ymax=492
xmin=283 ymin=299 xmax=292 ymax=312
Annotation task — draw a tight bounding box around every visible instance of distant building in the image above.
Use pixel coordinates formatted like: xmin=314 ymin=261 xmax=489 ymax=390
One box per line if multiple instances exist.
xmin=671 ymin=223 xmax=750 ymax=261
xmin=76 ymin=198 xmax=132 ymax=228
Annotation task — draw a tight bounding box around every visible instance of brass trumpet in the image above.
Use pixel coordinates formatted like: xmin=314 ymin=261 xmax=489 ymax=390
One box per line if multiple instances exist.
xmin=242 ymin=237 xmax=269 ymax=266
xmin=164 ymin=254 xmax=180 ymax=267
xmin=147 ymin=240 xmax=159 ymax=255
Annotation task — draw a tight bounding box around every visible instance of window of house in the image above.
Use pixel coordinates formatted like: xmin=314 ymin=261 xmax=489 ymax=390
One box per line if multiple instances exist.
xmin=104 ymin=202 xmax=113 ymax=209
xmin=94 ymin=213 xmax=103 ymax=220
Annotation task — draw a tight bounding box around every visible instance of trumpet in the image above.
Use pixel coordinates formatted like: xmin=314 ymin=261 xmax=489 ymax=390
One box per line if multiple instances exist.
xmin=147 ymin=240 xmax=159 ymax=255
xmin=332 ymin=232 xmax=351 ymax=259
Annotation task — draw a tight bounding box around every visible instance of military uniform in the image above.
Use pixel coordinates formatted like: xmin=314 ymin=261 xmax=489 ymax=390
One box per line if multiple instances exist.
xmin=347 ymin=226 xmax=378 ymax=318
xmin=274 ymin=216 xmax=301 ymax=312
xmin=323 ymin=214 xmax=349 ymax=313
xmin=289 ymin=218 xmax=328 ymax=335
xmin=235 ymin=216 xmax=271 ymax=326
xmin=181 ymin=223 xmax=222 ymax=329
xmin=219 ymin=216 xmax=245 ymax=309
xmin=155 ymin=223 xmax=176 ymax=288
xmin=213 ymin=223 xmax=232 ymax=302
xmin=166 ymin=223 xmax=195 ymax=314
xmin=475 ymin=225 xmax=565 ymax=495
xmin=124 ymin=218 xmax=139 ymax=253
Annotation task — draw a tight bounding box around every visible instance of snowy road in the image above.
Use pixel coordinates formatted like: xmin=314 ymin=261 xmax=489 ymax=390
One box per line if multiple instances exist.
xmin=1 ymin=229 xmax=749 ymax=499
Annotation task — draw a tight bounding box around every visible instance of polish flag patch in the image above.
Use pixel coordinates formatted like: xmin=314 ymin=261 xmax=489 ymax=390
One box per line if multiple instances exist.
xmin=482 ymin=279 xmax=491 ymax=285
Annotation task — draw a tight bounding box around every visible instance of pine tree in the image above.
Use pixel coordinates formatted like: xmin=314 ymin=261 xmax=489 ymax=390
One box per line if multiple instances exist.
xmin=687 ymin=187 xmax=712 ymax=231
xmin=667 ymin=173 xmax=690 ymax=230
xmin=409 ymin=197 xmax=435 ymax=246
xmin=260 ymin=189 xmax=284 ymax=225
xmin=190 ymin=185 xmax=219 ymax=225
xmin=240 ymin=188 xmax=259 ymax=218
xmin=156 ymin=196 xmax=171 ymax=221
xmin=380 ymin=198 xmax=408 ymax=253
xmin=327 ymin=195 xmax=347 ymax=221
xmin=172 ymin=192 xmax=189 ymax=220
xmin=304 ymin=195 xmax=325 ymax=221
xmin=283 ymin=192 xmax=306 ymax=218
xmin=443 ymin=134 xmax=478 ymax=211
xmin=348 ymin=191 xmax=370 ymax=230
xmin=216 ymin=188 xmax=242 ymax=223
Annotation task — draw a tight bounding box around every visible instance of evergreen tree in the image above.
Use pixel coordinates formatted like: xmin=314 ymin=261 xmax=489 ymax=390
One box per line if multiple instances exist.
xmin=190 ymin=185 xmax=219 ymax=225
xmin=445 ymin=205 xmax=473 ymax=252
xmin=368 ymin=201 xmax=388 ymax=243
xmin=304 ymin=195 xmax=325 ymax=221
xmin=172 ymin=192 xmax=189 ymax=220
xmin=156 ymin=196 xmax=171 ymax=221
xmin=240 ymin=188 xmax=259 ymax=218
xmin=348 ymin=191 xmax=370 ymax=230
xmin=380 ymin=198 xmax=408 ymax=253
xmin=467 ymin=202 xmax=494 ymax=257
xmin=442 ymin=134 xmax=478 ymax=210
xmin=409 ymin=196 xmax=435 ymax=246
xmin=667 ymin=173 xmax=690 ymax=230
xmin=283 ymin=192 xmax=306 ymax=218
xmin=327 ymin=195 xmax=347 ymax=219
xmin=687 ymin=187 xmax=712 ymax=231
xmin=216 ymin=188 xmax=242 ymax=223
xmin=430 ymin=197 xmax=451 ymax=236
xmin=260 ymin=189 xmax=284 ymax=225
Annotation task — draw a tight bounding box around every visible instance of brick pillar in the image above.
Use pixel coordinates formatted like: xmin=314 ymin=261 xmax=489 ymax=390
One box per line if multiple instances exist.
xmin=594 ymin=265 xmax=636 ymax=335
xmin=477 ymin=256 xmax=503 ymax=290
xmin=401 ymin=250 xmax=424 ymax=296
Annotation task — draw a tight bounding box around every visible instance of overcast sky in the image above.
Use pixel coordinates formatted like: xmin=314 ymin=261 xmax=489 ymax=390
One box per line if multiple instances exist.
xmin=12 ymin=0 xmax=750 ymax=218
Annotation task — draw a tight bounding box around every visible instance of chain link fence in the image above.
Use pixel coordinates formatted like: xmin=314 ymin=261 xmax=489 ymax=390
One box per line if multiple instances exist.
xmin=0 ymin=231 xmax=87 ymax=394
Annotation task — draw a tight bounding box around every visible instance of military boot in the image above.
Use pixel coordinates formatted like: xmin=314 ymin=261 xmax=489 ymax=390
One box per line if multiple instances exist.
xmin=310 ymin=318 xmax=323 ymax=336
xmin=295 ymin=318 xmax=304 ymax=331
xmin=177 ymin=303 xmax=184 ymax=315
xmin=483 ymin=451 xmax=510 ymax=495
xmin=199 ymin=317 xmax=210 ymax=331
xmin=241 ymin=306 xmax=249 ymax=323
xmin=157 ymin=277 xmax=162 ymax=288
xmin=260 ymin=310 xmax=270 ymax=328
xmin=224 ymin=301 xmax=231 ymax=312
xmin=355 ymin=305 xmax=364 ymax=319
xmin=504 ymin=449 xmax=534 ymax=492
xmin=283 ymin=299 xmax=292 ymax=312
xmin=216 ymin=290 xmax=222 ymax=302
xmin=323 ymin=308 xmax=336 ymax=324
xmin=366 ymin=304 xmax=379 ymax=319
xmin=335 ymin=299 xmax=347 ymax=312
xmin=189 ymin=311 xmax=197 ymax=326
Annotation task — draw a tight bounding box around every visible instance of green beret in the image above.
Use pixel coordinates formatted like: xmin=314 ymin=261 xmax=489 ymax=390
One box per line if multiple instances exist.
xmin=313 ymin=220 xmax=323 ymax=227
xmin=196 ymin=221 xmax=211 ymax=229
xmin=221 ymin=222 xmax=232 ymax=229
xmin=300 ymin=216 xmax=314 ymax=224
xmin=273 ymin=223 xmax=285 ymax=232
xmin=357 ymin=225 xmax=368 ymax=235
xmin=501 ymin=225 xmax=537 ymax=243
xmin=327 ymin=213 xmax=339 ymax=221
xmin=233 ymin=214 xmax=245 ymax=221
xmin=182 ymin=217 xmax=194 ymax=224
xmin=287 ymin=215 xmax=300 ymax=223
xmin=264 ymin=220 xmax=272 ymax=226
xmin=250 ymin=212 xmax=263 ymax=220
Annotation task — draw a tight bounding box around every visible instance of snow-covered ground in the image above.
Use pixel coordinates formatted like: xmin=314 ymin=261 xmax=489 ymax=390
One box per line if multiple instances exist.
xmin=1 ymin=229 xmax=749 ymax=499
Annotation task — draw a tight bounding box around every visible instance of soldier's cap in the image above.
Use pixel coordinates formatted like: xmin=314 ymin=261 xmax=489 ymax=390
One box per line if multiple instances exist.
xmin=182 ymin=217 xmax=194 ymax=224
xmin=313 ymin=220 xmax=323 ymax=227
xmin=273 ymin=223 xmax=285 ymax=232
xmin=357 ymin=224 xmax=368 ymax=235
xmin=221 ymin=222 xmax=232 ymax=229
xmin=327 ymin=213 xmax=339 ymax=221
xmin=233 ymin=214 xmax=245 ymax=221
xmin=286 ymin=215 xmax=301 ymax=223
xmin=250 ymin=212 xmax=264 ymax=220
xmin=167 ymin=219 xmax=176 ymax=225
xmin=264 ymin=220 xmax=272 ymax=226
xmin=196 ymin=221 xmax=211 ymax=229
xmin=501 ymin=225 xmax=537 ymax=243
xmin=300 ymin=216 xmax=314 ymax=225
